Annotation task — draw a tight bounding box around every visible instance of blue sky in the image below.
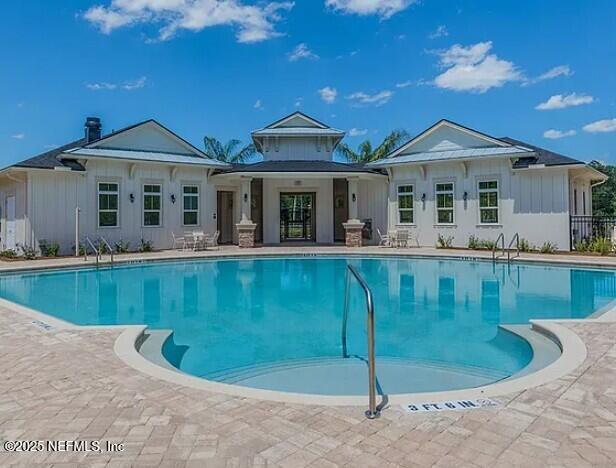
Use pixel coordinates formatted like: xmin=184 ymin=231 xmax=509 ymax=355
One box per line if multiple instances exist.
xmin=1 ymin=0 xmax=615 ymax=166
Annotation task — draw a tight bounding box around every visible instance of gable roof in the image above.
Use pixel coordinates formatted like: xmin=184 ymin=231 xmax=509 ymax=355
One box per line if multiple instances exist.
xmin=5 ymin=119 xmax=228 ymax=172
xmin=263 ymin=111 xmax=330 ymax=129
xmin=385 ymin=119 xmax=511 ymax=160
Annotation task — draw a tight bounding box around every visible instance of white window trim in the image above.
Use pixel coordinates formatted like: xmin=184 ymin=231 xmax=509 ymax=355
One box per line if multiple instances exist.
xmin=435 ymin=181 xmax=455 ymax=225
xmin=142 ymin=183 xmax=162 ymax=228
xmin=396 ymin=183 xmax=415 ymax=225
xmin=182 ymin=184 xmax=200 ymax=227
xmin=97 ymin=181 xmax=120 ymax=229
xmin=478 ymin=180 xmax=499 ymax=225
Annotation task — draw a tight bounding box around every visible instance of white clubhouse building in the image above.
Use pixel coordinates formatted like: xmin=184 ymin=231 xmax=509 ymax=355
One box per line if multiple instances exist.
xmin=0 ymin=112 xmax=606 ymax=254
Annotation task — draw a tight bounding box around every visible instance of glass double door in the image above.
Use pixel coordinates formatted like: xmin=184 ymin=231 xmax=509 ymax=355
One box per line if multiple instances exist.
xmin=280 ymin=193 xmax=316 ymax=242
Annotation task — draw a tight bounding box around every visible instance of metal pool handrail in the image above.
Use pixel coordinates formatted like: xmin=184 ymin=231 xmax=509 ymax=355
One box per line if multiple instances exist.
xmin=492 ymin=233 xmax=505 ymax=261
xmin=84 ymin=237 xmax=99 ymax=268
xmin=342 ymin=264 xmax=379 ymax=419
xmin=507 ymin=232 xmax=520 ymax=263
xmin=99 ymin=236 xmax=115 ymax=267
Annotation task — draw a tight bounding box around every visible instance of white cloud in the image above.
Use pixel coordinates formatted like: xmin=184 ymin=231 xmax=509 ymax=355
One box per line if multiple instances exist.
xmin=536 ymin=65 xmax=572 ymax=82
xmin=325 ymin=0 xmax=415 ymax=19
xmin=536 ymin=93 xmax=595 ymax=110
xmin=254 ymin=99 xmax=263 ymax=109
xmin=288 ymin=43 xmax=319 ymax=61
xmin=318 ymin=86 xmax=338 ymax=104
xmin=294 ymin=97 xmax=303 ymax=107
xmin=395 ymin=80 xmax=413 ymax=88
xmin=543 ymin=129 xmax=576 ymax=139
xmin=84 ymin=0 xmax=295 ymax=43
xmin=433 ymin=41 xmax=522 ymax=93
xmin=346 ymin=90 xmax=393 ymax=106
xmin=583 ymin=118 xmax=616 ymax=133
xmin=122 ymin=76 xmax=147 ymax=90
xmin=11 ymin=133 xmax=25 ymax=140
xmin=428 ymin=25 xmax=448 ymax=39
xmin=86 ymin=81 xmax=117 ymax=91
xmin=348 ymin=128 xmax=368 ymax=137
xmin=87 ymin=76 xmax=147 ymax=91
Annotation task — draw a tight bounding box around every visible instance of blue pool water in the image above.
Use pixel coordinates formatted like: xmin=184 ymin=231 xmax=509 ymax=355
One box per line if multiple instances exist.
xmin=0 ymin=256 xmax=614 ymax=395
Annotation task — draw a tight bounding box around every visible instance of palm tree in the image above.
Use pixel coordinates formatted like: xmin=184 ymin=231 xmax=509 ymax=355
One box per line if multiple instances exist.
xmin=336 ymin=130 xmax=409 ymax=163
xmin=203 ymin=136 xmax=256 ymax=163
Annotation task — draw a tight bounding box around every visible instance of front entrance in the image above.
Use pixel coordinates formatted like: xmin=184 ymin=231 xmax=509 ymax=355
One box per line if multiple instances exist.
xmin=217 ymin=191 xmax=234 ymax=244
xmin=280 ymin=193 xmax=316 ymax=242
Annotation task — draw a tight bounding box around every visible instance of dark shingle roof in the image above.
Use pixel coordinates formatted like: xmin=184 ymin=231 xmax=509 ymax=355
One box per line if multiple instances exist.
xmin=219 ymin=160 xmax=384 ymax=174
xmin=501 ymin=137 xmax=583 ymax=169
xmin=14 ymin=138 xmax=87 ymax=171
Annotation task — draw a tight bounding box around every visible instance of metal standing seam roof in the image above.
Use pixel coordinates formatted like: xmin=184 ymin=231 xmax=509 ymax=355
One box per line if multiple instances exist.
xmin=251 ymin=127 xmax=345 ymax=136
xmin=217 ymin=160 xmax=384 ymax=175
xmin=65 ymin=148 xmax=229 ymax=167
xmin=367 ymin=146 xmax=533 ymax=167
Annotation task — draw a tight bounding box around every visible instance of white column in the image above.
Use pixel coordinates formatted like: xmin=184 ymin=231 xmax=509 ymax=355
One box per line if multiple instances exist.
xmin=240 ymin=177 xmax=252 ymax=222
xmin=347 ymin=177 xmax=359 ymax=222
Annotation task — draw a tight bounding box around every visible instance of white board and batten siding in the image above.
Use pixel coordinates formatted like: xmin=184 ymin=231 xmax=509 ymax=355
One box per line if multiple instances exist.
xmin=388 ymin=158 xmax=571 ymax=250
xmin=27 ymin=160 xmax=217 ymax=254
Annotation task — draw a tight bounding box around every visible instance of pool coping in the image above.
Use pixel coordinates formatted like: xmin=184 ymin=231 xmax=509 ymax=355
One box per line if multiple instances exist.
xmin=1 ymin=249 xmax=615 ymax=409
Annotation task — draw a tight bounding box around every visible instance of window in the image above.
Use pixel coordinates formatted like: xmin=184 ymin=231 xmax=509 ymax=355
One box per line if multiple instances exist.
xmin=397 ymin=185 xmax=414 ymax=224
xmin=478 ymin=180 xmax=499 ymax=224
xmin=574 ymin=189 xmax=578 ymax=214
xmin=435 ymin=182 xmax=455 ymax=224
xmin=583 ymin=191 xmax=587 ymax=215
xmin=98 ymin=182 xmax=119 ymax=227
xmin=183 ymin=185 xmax=199 ymax=226
xmin=143 ymin=184 xmax=162 ymax=227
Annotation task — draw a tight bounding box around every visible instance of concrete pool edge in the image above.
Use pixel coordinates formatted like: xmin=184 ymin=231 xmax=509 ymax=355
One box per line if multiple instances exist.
xmin=111 ymin=321 xmax=587 ymax=407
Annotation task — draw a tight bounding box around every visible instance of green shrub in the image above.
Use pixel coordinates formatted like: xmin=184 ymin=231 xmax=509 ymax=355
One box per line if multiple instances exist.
xmin=436 ymin=234 xmax=454 ymax=249
xmin=139 ymin=239 xmax=154 ymax=252
xmin=479 ymin=239 xmax=496 ymax=250
xmin=589 ymin=237 xmax=613 ymax=256
xmin=518 ymin=238 xmax=532 ymax=252
xmin=468 ymin=235 xmax=480 ymax=249
xmin=73 ymin=243 xmax=86 ymax=256
xmin=41 ymin=241 xmax=60 ymax=257
xmin=539 ymin=241 xmax=557 ymax=254
xmin=18 ymin=244 xmax=37 ymax=260
xmin=575 ymin=240 xmax=589 ymax=252
xmin=114 ymin=240 xmax=131 ymax=253
xmin=0 ymin=249 xmax=17 ymax=259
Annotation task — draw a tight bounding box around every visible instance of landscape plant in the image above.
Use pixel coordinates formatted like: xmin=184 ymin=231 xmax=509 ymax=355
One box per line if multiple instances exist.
xmin=436 ymin=234 xmax=454 ymax=249
xmin=467 ymin=235 xmax=480 ymax=249
xmin=539 ymin=241 xmax=558 ymax=254
xmin=114 ymin=240 xmax=131 ymax=253
xmin=139 ymin=239 xmax=154 ymax=252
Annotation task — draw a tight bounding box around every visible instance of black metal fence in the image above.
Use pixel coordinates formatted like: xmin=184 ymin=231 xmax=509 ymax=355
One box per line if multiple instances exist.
xmin=570 ymin=215 xmax=616 ymax=249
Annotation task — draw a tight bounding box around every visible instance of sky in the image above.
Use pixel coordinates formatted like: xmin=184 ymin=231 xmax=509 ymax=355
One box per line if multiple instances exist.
xmin=1 ymin=0 xmax=615 ymax=167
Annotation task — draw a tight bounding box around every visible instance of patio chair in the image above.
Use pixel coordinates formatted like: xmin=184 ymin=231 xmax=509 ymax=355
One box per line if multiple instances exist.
xmin=204 ymin=231 xmax=220 ymax=250
xmin=183 ymin=231 xmax=195 ymax=251
xmin=396 ymin=229 xmax=409 ymax=248
xmin=192 ymin=230 xmax=205 ymax=251
xmin=171 ymin=232 xmax=185 ymax=250
xmin=377 ymin=228 xmax=390 ymax=247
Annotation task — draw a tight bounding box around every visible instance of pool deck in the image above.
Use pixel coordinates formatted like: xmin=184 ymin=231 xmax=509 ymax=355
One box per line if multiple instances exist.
xmin=1 ymin=247 xmax=616 ymax=467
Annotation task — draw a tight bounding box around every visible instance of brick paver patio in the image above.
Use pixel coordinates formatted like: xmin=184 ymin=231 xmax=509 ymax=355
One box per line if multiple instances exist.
xmin=0 ymin=305 xmax=615 ymax=467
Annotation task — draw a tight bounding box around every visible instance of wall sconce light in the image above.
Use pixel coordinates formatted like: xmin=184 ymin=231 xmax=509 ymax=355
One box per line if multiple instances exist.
xmin=463 ymin=192 xmax=468 ymax=201
xmin=171 ymin=194 xmax=176 ymax=204
xmin=244 ymin=193 xmax=248 ymax=202
xmin=421 ymin=193 xmax=426 ymax=202
xmin=129 ymin=193 xmax=135 ymax=203
xmin=352 ymin=193 xmax=356 ymax=202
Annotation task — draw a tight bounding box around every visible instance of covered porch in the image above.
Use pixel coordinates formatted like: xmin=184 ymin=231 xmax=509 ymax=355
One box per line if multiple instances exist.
xmin=211 ymin=162 xmax=387 ymax=247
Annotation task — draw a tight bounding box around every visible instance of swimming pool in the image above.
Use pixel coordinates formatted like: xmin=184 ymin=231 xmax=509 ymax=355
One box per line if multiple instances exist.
xmin=0 ymin=256 xmax=613 ymax=395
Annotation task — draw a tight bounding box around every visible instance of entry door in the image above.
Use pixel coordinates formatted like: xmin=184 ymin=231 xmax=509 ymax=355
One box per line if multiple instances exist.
xmin=5 ymin=195 xmax=15 ymax=250
xmin=217 ymin=191 xmax=234 ymax=244
xmin=280 ymin=193 xmax=316 ymax=242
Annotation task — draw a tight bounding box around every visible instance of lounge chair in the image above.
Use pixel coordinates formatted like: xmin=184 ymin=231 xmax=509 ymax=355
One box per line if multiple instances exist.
xmin=395 ymin=229 xmax=409 ymax=248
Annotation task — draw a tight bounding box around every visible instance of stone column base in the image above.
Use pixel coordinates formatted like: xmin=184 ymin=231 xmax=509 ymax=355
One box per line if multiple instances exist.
xmin=343 ymin=221 xmax=365 ymax=248
xmin=236 ymin=222 xmax=257 ymax=248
